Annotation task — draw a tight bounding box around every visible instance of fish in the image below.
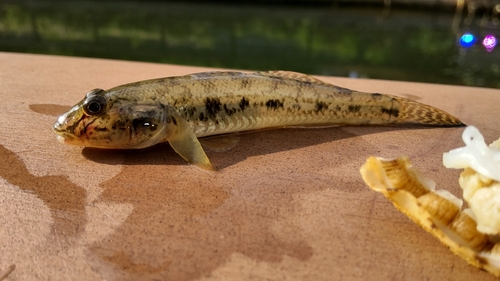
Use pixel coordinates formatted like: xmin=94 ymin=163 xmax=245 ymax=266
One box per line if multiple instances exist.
xmin=53 ymin=71 xmax=464 ymax=170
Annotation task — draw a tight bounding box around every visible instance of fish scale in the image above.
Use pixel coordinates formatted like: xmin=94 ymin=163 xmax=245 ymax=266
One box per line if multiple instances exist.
xmin=54 ymin=71 xmax=464 ymax=170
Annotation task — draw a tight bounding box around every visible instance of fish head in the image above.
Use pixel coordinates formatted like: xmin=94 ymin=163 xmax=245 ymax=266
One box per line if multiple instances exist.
xmin=53 ymin=88 xmax=168 ymax=149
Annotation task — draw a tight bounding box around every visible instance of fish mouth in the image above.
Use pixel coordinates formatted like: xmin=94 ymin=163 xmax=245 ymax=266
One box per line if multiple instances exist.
xmin=53 ymin=113 xmax=82 ymax=135
xmin=53 ymin=121 xmax=70 ymax=136
xmin=54 ymin=131 xmax=83 ymax=146
xmin=53 ymin=121 xmax=64 ymax=134
xmin=56 ymin=135 xmax=67 ymax=144
xmin=53 ymin=120 xmax=80 ymax=145
xmin=53 ymin=128 xmax=75 ymax=142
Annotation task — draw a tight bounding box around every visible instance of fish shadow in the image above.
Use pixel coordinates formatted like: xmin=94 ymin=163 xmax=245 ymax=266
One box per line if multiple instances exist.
xmin=84 ymin=124 xmax=450 ymax=280
xmin=82 ymin=125 xmax=440 ymax=170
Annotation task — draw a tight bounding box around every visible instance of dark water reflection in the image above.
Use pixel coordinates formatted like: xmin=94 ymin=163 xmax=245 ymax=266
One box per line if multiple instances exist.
xmin=1 ymin=0 xmax=499 ymax=88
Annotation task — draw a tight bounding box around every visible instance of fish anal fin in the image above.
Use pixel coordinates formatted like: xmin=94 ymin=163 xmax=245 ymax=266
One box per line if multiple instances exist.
xmin=256 ymin=70 xmax=330 ymax=86
xmin=166 ymin=109 xmax=215 ymax=171
xmin=200 ymin=134 xmax=241 ymax=153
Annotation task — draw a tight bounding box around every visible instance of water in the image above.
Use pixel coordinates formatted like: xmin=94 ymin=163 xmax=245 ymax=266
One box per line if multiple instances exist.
xmin=1 ymin=0 xmax=499 ymax=88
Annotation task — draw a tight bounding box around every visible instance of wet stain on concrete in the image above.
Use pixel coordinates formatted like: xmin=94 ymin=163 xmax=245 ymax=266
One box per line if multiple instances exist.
xmin=102 ymin=251 xmax=172 ymax=274
xmin=29 ymin=104 xmax=72 ymax=117
xmin=88 ymin=130 xmax=329 ymax=281
xmin=0 ymin=145 xmax=87 ymax=243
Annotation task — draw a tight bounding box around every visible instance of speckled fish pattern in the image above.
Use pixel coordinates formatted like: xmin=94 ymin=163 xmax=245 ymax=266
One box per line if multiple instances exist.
xmin=105 ymin=71 xmax=464 ymax=137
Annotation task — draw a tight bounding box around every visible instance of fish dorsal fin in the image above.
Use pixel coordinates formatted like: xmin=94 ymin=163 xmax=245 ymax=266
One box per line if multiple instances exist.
xmin=256 ymin=70 xmax=330 ymax=86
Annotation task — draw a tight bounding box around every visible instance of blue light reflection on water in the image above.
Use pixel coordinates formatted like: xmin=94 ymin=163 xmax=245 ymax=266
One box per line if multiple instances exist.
xmin=460 ymin=33 xmax=475 ymax=47
xmin=0 ymin=0 xmax=499 ymax=88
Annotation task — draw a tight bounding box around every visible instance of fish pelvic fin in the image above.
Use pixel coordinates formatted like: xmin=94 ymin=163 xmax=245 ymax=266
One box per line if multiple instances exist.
xmin=394 ymin=97 xmax=465 ymax=127
xmin=166 ymin=108 xmax=215 ymax=171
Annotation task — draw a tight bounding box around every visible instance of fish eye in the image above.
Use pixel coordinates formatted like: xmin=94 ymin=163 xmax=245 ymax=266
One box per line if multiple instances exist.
xmin=83 ymin=95 xmax=107 ymax=115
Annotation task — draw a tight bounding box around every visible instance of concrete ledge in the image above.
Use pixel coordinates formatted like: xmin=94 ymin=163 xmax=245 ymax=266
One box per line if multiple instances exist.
xmin=0 ymin=52 xmax=499 ymax=280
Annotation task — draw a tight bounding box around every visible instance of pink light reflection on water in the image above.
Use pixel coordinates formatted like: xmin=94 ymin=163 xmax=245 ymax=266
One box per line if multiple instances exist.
xmin=482 ymin=35 xmax=497 ymax=52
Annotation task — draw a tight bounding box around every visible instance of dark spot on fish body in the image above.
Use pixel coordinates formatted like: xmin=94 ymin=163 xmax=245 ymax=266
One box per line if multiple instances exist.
xmin=187 ymin=107 xmax=197 ymax=117
xmin=239 ymin=97 xmax=250 ymax=111
xmin=200 ymin=80 xmax=217 ymax=92
xmin=298 ymin=81 xmax=315 ymax=93
xmin=301 ymin=97 xmax=314 ymax=104
xmin=218 ymin=71 xmax=241 ymax=77
xmin=240 ymin=79 xmax=250 ymax=89
xmin=112 ymin=120 xmax=128 ymax=131
xmin=94 ymin=126 xmax=109 ymax=132
xmin=335 ymin=105 xmax=341 ymax=112
xmin=265 ymin=99 xmax=284 ymax=110
xmin=371 ymin=93 xmax=383 ymax=100
xmin=348 ymin=105 xmax=362 ymax=113
xmin=381 ymin=108 xmax=399 ymax=117
xmin=253 ymin=101 xmax=265 ymax=108
xmin=271 ymin=75 xmax=285 ymax=81
xmin=167 ymin=116 xmax=178 ymax=126
xmin=223 ymin=104 xmax=237 ymax=116
xmin=314 ymin=101 xmax=328 ymax=113
xmin=168 ymin=79 xmax=181 ymax=86
xmin=270 ymin=81 xmax=281 ymax=91
xmin=199 ymin=112 xmax=208 ymax=122
xmin=333 ymin=86 xmax=353 ymax=95
xmin=292 ymin=104 xmax=301 ymax=111
xmin=101 ymin=114 xmax=111 ymax=121
xmin=205 ymin=97 xmax=222 ymax=119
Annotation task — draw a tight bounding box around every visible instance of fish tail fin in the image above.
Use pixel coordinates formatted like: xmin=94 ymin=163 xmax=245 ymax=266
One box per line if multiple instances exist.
xmin=394 ymin=97 xmax=465 ymax=127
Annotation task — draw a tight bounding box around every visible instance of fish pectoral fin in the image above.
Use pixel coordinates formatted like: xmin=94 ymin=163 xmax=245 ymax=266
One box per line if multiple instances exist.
xmin=166 ymin=112 xmax=214 ymax=171
xmin=199 ymin=134 xmax=241 ymax=153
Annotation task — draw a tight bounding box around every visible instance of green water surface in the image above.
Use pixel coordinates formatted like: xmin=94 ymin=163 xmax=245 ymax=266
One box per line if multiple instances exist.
xmin=1 ymin=0 xmax=499 ymax=88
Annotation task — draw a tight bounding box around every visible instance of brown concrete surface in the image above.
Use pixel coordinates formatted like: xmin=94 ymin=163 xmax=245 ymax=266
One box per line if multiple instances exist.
xmin=0 ymin=51 xmax=499 ymax=281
